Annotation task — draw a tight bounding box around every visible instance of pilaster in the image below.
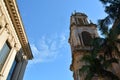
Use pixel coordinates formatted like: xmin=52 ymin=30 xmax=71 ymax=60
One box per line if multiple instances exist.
xmin=11 ymin=50 xmax=28 ymax=80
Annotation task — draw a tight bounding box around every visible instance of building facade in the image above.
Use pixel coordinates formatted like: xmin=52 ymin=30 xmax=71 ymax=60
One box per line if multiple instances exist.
xmin=68 ymin=12 xmax=120 ymax=80
xmin=68 ymin=12 xmax=98 ymax=80
xmin=0 ymin=0 xmax=33 ymax=80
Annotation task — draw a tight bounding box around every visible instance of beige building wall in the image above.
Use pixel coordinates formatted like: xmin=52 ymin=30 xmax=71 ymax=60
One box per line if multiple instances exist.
xmin=0 ymin=0 xmax=33 ymax=80
xmin=69 ymin=12 xmax=98 ymax=80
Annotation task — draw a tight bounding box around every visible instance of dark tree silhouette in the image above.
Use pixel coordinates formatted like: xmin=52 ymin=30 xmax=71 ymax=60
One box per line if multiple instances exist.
xmin=79 ymin=0 xmax=120 ymax=80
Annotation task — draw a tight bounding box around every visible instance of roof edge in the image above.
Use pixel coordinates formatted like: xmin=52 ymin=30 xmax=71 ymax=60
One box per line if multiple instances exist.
xmin=4 ymin=0 xmax=33 ymax=59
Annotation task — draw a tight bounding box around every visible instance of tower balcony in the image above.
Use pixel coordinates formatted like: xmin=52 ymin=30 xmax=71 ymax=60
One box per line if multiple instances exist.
xmin=71 ymin=45 xmax=92 ymax=53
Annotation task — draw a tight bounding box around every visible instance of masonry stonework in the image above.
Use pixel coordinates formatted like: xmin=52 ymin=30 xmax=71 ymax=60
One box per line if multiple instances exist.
xmin=0 ymin=0 xmax=33 ymax=80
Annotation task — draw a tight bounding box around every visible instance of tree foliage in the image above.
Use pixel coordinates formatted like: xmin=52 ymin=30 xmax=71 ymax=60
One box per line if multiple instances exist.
xmin=79 ymin=0 xmax=120 ymax=80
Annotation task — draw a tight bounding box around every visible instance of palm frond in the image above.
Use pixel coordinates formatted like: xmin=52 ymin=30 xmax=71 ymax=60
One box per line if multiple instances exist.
xmin=98 ymin=16 xmax=112 ymax=35
xmin=85 ymin=72 xmax=94 ymax=80
xmin=79 ymin=65 xmax=90 ymax=75
xmin=116 ymin=39 xmax=120 ymax=44
xmin=114 ymin=22 xmax=120 ymax=35
xmin=102 ymin=69 xmax=120 ymax=80
xmin=91 ymin=38 xmax=104 ymax=56
xmin=100 ymin=0 xmax=115 ymax=5
xmin=99 ymin=55 xmax=105 ymax=62
xmin=114 ymin=46 xmax=120 ymax=57
xmin=103 ymin=58 xmax=119 ymax=69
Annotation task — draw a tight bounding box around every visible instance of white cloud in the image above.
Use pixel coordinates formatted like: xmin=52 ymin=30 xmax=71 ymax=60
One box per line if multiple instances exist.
xmin=29 ymin=33 xmax=68 ymax=64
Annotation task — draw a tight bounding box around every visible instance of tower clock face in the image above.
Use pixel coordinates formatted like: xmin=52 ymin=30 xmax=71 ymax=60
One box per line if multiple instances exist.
xmin=82 ymin=31 xmax=92 ymax=46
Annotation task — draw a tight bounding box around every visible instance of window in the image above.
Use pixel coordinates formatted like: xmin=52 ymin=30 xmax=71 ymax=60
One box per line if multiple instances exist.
xmin=82 ymin=31 xmax=92 ymax=46
xmin=77 ymin=18 xmax=84 ymax=25
xmin=83 ymin=18 xmax=88 ymax=24
xmin=0 ymin=42 xmax=11 ymax=71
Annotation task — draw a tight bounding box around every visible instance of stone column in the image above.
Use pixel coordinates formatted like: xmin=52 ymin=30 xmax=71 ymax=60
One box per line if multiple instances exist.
xmin=17 ymin=59 xmax=28 ymax=80
xmin=11 ymin=50 xmax=28 ymax=80
xmin=11 ymin=61 xmax=22 ymax=80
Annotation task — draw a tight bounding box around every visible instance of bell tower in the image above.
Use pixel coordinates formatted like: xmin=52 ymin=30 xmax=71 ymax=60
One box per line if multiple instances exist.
xmin=68 ymin=12 xmax=98 ymax=80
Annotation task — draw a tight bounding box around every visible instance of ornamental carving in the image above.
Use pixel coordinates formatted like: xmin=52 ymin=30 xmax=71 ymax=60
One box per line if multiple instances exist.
xmin=0 ymin=7 xmax=6 ymax=29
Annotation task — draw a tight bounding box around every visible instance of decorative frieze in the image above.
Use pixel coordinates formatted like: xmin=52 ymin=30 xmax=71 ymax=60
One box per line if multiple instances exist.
xmin=0 ymin=7 xmax=6 ymax=30
xmin=4 ymin=0 xmax=33 ymax=59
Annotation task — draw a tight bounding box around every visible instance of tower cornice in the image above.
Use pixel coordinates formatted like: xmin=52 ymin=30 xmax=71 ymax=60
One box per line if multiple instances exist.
xmin=4 ymin=0 xmax=33 ymax=59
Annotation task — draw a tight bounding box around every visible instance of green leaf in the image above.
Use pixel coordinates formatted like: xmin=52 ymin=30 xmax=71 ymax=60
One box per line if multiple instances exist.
xmin=79 ymin=65 xmax=90 ymax=75
xmin=103 ymin=58 xmax=119 ymax=69
xmin=85 ymin=72 xmax=94 ymax=80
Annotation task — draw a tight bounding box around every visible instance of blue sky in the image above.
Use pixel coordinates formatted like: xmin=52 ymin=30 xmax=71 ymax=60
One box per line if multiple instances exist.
xmin=17 ymin=0 xmax=106 ymax=80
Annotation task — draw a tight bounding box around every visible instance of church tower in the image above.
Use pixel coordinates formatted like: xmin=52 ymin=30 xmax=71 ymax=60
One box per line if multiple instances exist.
xmin=68 ymin=12 xmax=98 ymax=80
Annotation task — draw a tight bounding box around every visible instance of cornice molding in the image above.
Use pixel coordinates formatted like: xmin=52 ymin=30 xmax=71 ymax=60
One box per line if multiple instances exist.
xmin=4 ymin=0 xmax=33 ymax=59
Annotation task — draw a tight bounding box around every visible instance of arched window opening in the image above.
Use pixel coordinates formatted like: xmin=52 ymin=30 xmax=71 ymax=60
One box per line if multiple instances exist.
xmin=82 ymin=31 xmax=92 ymax=46
xmin=77 ymin=18 xmax=84 ymax=25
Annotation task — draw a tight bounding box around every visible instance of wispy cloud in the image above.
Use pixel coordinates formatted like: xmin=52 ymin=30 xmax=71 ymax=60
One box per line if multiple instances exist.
xmin=29 ymin=33 xmax=68 ymax=64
